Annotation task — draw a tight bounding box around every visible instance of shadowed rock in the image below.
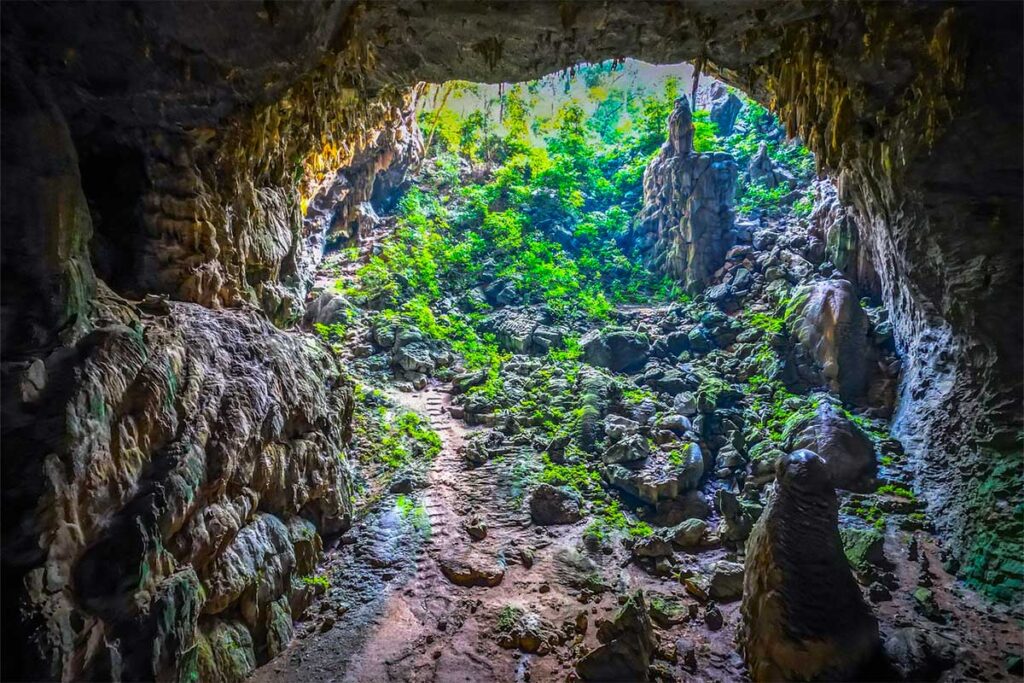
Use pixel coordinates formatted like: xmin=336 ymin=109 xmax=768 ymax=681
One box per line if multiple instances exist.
xmin=741 ymin=450 xmax=879 ymax=681
xmin=787 ymin=401 xmax=877 ymax=491
xmin=576 ymin=590 xmax=655 ymax=681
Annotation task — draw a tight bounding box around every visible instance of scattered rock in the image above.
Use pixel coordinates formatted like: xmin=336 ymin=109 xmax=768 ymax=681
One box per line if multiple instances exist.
xmin=604 ymin=445 xmax=704 ymax=505
xmin=438 ymin=550 xmax=505 ymax=588
xmin=708 ymin=561 xmax=744 ymax=601
xmin=581 ymin=328 xmax=651 ymax=373
xmin=528 ymin=484 xmax=583 ymax=526
xmin=703 ymin=603 xmax=724 ymax=631
xmin=669 ymin=518 xmax=708 ymax=548
xmin=840 ymin=525 xmax=886 ymax=571
xmin=883 ymin=627 xmax=957 ymax=681
xmin=600 ymin=433 xmax=650 ymax=464
xmin=464 ymin=516 xmax=488 ymax=541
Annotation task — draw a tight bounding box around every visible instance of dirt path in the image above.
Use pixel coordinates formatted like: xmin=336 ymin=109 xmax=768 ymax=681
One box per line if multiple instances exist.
xmin=252 ymin=383 xmax=745 ymax=683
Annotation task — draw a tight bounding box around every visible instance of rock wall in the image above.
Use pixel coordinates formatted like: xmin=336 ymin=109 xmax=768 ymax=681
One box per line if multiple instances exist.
xmin=2 ymin=281 xmax=355 ymax=680
xmin=631 ymin=97 xmax=739 ymax=293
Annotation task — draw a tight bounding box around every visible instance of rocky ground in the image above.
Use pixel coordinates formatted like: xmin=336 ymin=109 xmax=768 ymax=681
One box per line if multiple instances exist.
xmin=252 ymin=187 xmax=1023 ymax=681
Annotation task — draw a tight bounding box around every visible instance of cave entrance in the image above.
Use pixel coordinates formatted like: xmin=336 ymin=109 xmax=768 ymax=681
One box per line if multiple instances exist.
xmin=314 ymin=59 xmax=822 ymax=330
xmin=294 ymin=58 xmax=916 ymax=682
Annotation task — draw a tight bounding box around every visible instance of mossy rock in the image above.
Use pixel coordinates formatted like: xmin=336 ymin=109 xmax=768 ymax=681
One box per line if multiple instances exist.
xmin=840 ymin=525 xmax=885 ymax=570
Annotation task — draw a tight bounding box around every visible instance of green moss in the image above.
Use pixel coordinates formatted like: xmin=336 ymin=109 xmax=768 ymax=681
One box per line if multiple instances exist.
xmin=300 ymin=574 xmax=331 ymax=590
xmin=877 ymin=484 xmax=916 ymax=501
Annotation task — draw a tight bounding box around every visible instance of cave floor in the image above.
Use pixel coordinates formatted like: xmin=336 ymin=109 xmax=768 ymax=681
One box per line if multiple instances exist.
xmin=251 ymin=378 xmax=1020 ymax=683
xmin=252 ymin=383 xmax=746 ymax=682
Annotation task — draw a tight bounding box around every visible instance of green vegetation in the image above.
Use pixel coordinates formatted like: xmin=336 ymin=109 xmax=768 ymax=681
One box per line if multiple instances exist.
xmin=300 ymin=574 xmax=331 ymax=590
xmin=496 ymin=605 xmax=524 ymax=631
xmin=395 ymin=494 xmax=432 ymax=537
xmin=877 ymin=484 xmax=916 ymax=501
xmin=584 ymin=499 xmax=653 ymax=543
xmin=352 ymin=400 xmax=442 ymax=473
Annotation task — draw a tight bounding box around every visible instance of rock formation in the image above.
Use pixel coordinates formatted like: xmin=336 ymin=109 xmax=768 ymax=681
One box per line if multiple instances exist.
xmin=576 ymin=591 xmax=656 ymax=681
xmin=631 ymin=96 xmax=739 ymax=292
xmin=786 ymin=402 xmax=877 ymax=491
xmin=785 ymin=279 xmax=874 ymax=402
xmin=2 ymin=288 xmax=355 ymax=681
xmin=708 ymin=84 xmax=744 ymax=136
xmin=741 ymin=450 xmax=880 ymax=681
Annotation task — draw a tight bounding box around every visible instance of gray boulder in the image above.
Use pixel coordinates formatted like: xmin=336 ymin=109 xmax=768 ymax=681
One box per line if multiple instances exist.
xmin=528 ymin=484 xmax=583 ymax=526
xmin=582 ymin=328 xmax=651 ymax=373
xmin=600 ymin=433 xmax=649 ymax=464
xmin=576 ymin=591 xmax=655 ymax=681
xmin=604 ymin=444 xmax=704 ymax=505
xmin=787 ymin=401 xmax=876 ymax=491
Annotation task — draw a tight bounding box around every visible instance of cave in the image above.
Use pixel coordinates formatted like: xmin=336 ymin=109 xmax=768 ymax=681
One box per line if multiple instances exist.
xmin=1 ymin=2 xmax=1021 ymax=682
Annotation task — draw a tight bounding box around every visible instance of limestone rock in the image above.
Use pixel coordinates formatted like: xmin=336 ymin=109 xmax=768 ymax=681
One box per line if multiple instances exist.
xmin=528 ymin=484 xmax=583 ymax=526
xmin=786 ymin=279 xmax=873 ymax=402
xmin=669 ymin=518 xmax=708 ymax=548
xmin=600 ymin=433 xmax=650 ymax=465
xmin=576 ymin=591 xmax=655 ymax=681
xmin=581 ymin=328 xmax=651 ymax=373
xmin=604 ymin=444 xmax=704 ymax=505
xmin=709 ymin=87 xmax=743 ymax=136
xmin=883 ymin=627 xmax=957 ymax=681
xmin=3 ymin=293 xmax=354 ymax=681
xmin=438 ymin=549 xmax=505 ymax=587
xmin=787 ymin=402 xmax=877 ymax=491
xmin=630 ymin=96 xmax=738 ymax=293
xmin=483 ymin=307 xmax=565 ymax=355
xmin=741 ymin=451 xmax=880 ymax=681
xmin=709 ymin=561 xmax=745 ymax=602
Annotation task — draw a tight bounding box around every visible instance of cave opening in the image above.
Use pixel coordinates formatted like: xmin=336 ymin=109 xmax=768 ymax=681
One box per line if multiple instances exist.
xmin=289 ymin=60 xmax=916 ymax=680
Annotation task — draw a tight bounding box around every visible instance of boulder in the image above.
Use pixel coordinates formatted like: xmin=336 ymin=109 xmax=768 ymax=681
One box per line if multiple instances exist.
xmin=709 ymin=561 xmax=745 ymax=601
xmin=883 ymin=627 xmax=957 ymax=681
xmin=482 ymin=308 xmax=565 ymax=355
xmin=528 ymin=484 xmax=583 ymax=526
xmin=631 ymin=534 xmax=674 ymax=559
xmin=787 ymin=279 xmax=873 ymax=402
xmin=393 ymin=341 xmax=435 ymax=374
xmin=581 ymin=328 xmax=651 ymax=373
xmin=604 ymin=444 xmax=704 ymax=505
xmin=709 ymin=89 xmax=743 ymax=136
xmin=438 ymin=549 xmax=505 ymax=587
xmin=576 ymin=591 xmax=655 ymax=681
xmin=302 ymin=291 xmax=352 ymax=327
xmin=600 ymin=433 xmax=649 ymax=464
xmin=716 ymin=489 xmax=760 ymax=544
xmin=788 ymin=401 xmax=877 ymax=491
xmin=669 ymin=518 xmax=708 ymax=548
xmin=741 ymin=451 xmax=879 ymax=681
xmin=604 ymin=414 xmax=640 ymax=442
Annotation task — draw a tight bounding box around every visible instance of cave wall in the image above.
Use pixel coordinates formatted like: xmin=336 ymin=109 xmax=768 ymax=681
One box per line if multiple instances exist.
xmin=1 ymin=1 xmax=1021 ymax=679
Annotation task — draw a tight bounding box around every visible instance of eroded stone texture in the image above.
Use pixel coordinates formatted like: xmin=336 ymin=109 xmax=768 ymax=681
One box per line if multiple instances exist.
xmin=785 ymin=279 xmax=873 ymax=402
xmin=1 ymin=287 xmax=354 ymax=681
xmin=631 ymin=97 xmax=739 ymax=292
xmin=741 ymin=451 xmax=879 ymax=681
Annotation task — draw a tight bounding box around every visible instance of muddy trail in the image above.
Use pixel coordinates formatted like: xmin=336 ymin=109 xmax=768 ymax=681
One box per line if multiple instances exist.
xmin=252 ymin=383 xmax=745 ymax=683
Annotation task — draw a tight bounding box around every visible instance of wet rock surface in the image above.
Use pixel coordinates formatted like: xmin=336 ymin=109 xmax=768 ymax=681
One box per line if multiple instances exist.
xmin=741 ymin=451 xmax=880 ymax=681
